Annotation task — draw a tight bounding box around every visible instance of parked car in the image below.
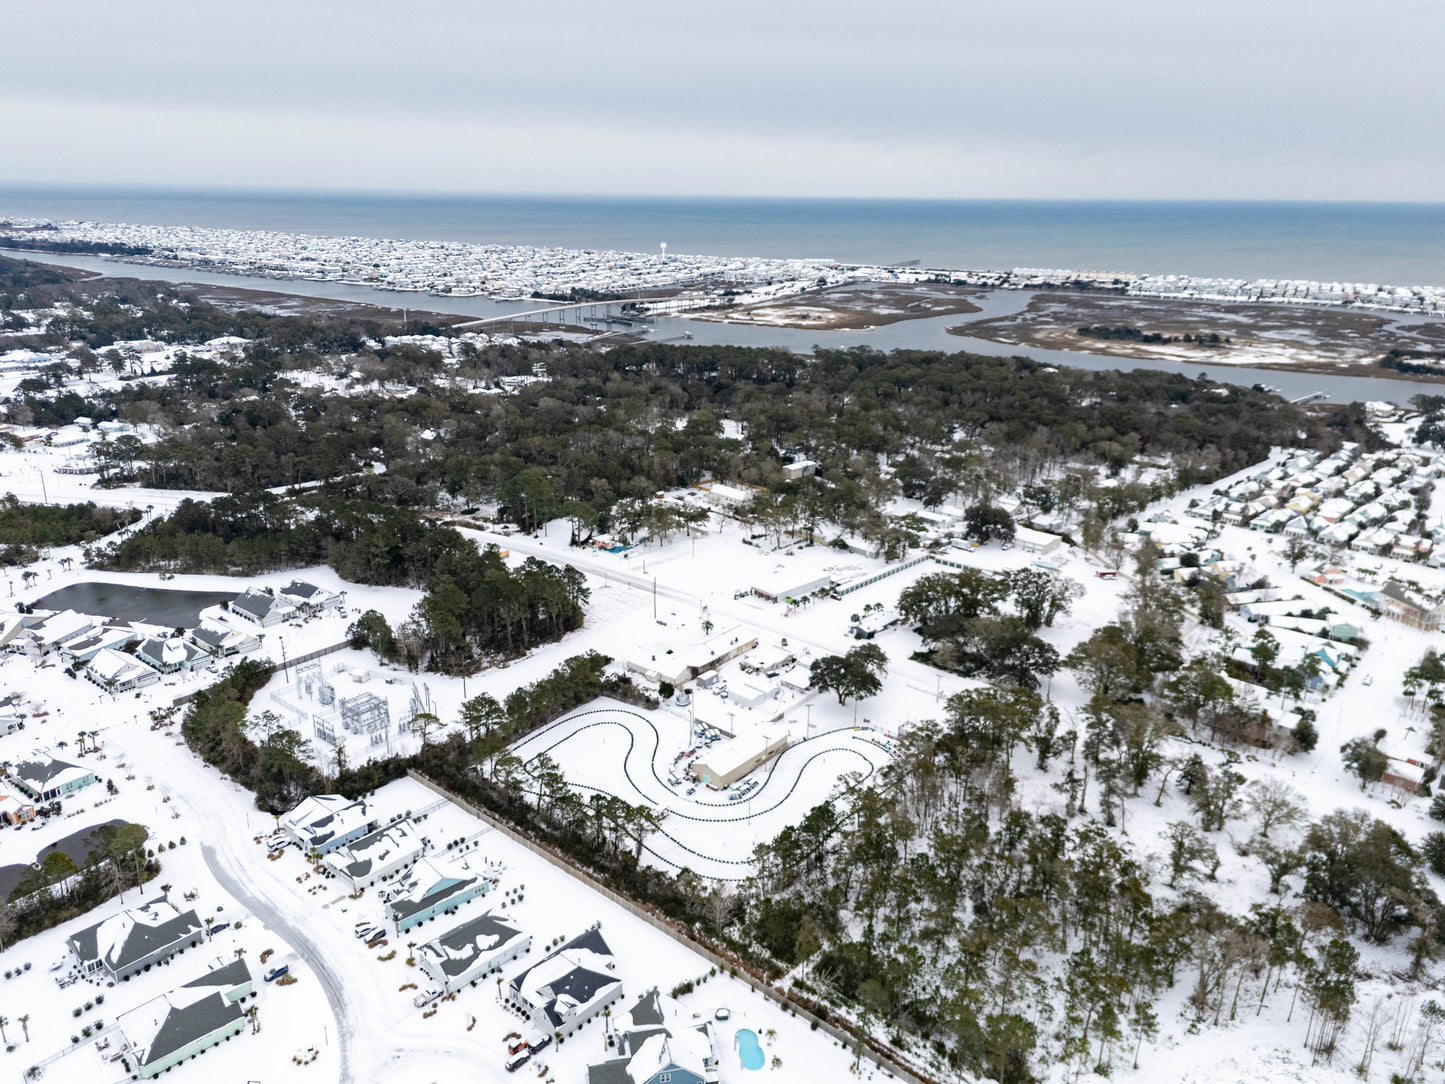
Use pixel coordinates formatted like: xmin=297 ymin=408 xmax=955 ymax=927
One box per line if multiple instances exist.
xmin=354 ymin=925 xmax=383 ymax=940
xmin=527 ymin=1035 xmax=552 ymax=1054
xmin=507 ymin=1038 xmax=528 ymax=1055
xmin=413 ymin=987 xmax=442 ymax=1008
xmin=505 ymin=1053 xmax=530 ymax=1073
xmin=264 ymin=965 xmax=289 ymax=982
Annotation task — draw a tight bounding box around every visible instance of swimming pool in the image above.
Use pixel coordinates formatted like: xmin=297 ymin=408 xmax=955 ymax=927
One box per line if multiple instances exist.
xmin=737 ymin=1028 xmax=764 ymax=1071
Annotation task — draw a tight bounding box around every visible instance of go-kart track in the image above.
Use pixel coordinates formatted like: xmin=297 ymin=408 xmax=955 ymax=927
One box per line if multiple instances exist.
xmin=509 ymin=700 xmax=897 ymax=880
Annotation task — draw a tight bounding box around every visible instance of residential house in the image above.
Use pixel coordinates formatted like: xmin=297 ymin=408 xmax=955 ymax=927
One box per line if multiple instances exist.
xmin=0 ymin=793 xmax=36 ymax=825
xmin=117 ymin=962 xmax=251 ymax=1079
xmin=417 ymin=910 xmax=530 ymax=994
xmin=69 ymin=900 xmax=204 ymax=982
xmin=385 ymin=854 xmax=489 ymax=934
xmin=278 ymin=580 xmax=341 ymax=615
xmin=1378 ymin=583 xmax=1445 ymax=630
xmin=507 ymin=924 xmax=623 ymax=1040
xmin=86 ymin=648 xmax=162 ymax=693
xmin=135 ymin=637 xmax=209 ymax=674
xmin=324 ymin=818 xmax=425 ymax=891
xmin=59 ymin=623 xmax=139 ymax=665
xmin=279 ymin=794 xmax=374 ymax=854
xmin=1306 ymin=564 xmax=1346 ymax=586
xmin=188 ymin=624 xmax=260 ymax=658
xmin=589 ymin=988 xmax=718 ymax=1084
xmin=228 ymin=588 xmax=291 ymax=627
xmin=11 ymin=610 xmax=96 ymax=658
xmin=9 ymin=753 xmax=97 ymax=801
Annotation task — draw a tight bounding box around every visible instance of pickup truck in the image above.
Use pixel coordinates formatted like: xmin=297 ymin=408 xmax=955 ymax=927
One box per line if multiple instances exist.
xmin=413 ymin=987 xmax=442 ymax=1008
xmin=264 ymin=965 xmax=289 ymax=982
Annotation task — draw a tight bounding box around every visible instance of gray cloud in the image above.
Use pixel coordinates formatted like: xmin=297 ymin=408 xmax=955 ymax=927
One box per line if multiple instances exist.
xmin=3 ymin=0 xmax=1442 ymax=197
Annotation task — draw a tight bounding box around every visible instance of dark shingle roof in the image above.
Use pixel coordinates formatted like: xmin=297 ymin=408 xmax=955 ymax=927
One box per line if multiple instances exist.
xmin=424 ymin=912 xmax=523 ymax=979
xmin=69 ymin=905 xmax=202 ymax=972
xmin=141 ymin=992 xmax=243 ymax=1066
xmin=230 ymin=590 xmax=277 ymax=618
xmin=181 ymin=959 xmax=251 ymax=993
xmin=14 ymin=756 xmax=82 ymax=788
xmin=389 ymin=870 xmax=478 ymax=922
xmin=586 ymin=1060 xmax=632 ymax=1084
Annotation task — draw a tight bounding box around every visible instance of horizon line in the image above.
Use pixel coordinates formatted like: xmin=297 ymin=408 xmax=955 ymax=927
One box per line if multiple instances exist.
xmin=2 ymin=181 xmax=1445 ymax=207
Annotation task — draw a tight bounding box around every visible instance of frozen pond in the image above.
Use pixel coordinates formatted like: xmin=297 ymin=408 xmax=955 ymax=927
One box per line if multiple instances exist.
xmin=32 ymin=581 xmax=237 ymax=627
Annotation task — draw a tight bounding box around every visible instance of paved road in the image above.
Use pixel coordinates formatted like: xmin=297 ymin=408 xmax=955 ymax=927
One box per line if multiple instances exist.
xmin=200 ymin=842 xmax=355 ymax=1081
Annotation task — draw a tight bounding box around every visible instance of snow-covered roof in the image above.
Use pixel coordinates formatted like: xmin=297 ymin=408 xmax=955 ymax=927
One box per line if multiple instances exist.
xmin=69 ymin=900 xmax=200 ymax=974
xmin=87 ymin=647 xmax=154 ymax=684
xmin=118 ymin=987 xmax=242 ymax=1069
xmin=280 ymin=793 xmax=371 ymax=850
xmin=326 ymin=818 xmax=422 ymax=880
xmin=385 ymin=854 xmax=481 ymax=922
xmin=418 ymin=910 xmax=524 ymax=979
xmin=509 ymin=925 xmax=620 ymax=1028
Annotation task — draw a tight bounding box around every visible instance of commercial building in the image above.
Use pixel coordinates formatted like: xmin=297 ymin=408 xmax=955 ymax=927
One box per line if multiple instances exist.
xmin=750 ymin=574 xmax=834 ymax=604
xmin=626 ymin=627 xmax=759 ymax=688
xmin=1014 ymin=526 xmax=1064 ymax=555
xmin=690 ymin=731 xmax=788 ymax=789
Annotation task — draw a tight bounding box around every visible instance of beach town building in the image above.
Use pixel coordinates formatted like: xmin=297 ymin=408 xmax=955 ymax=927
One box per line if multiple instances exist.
xmin=506 ymin=923 xmax=623 ymax=1040
xmin=589 ymin=987 xmax=718 ymax=1084
xmin=385 ymin=854 xmax=489 ymax=934
xmin=323 ymin=818 xmax=425 ymax=890
xmin=69 ymin=900 xmax=204 ymax=982
xmin=279 ymin=794 xmax=375 ymax=854
xmin=690 ymin=731 xmax=788 ymax=789
xmin=8 ymin=753 xmax=97 ymax=801
xmin=86 ymin=647 xmax=163 ymax=693
xmin=116 ymin=961 xmax=252 ymax=1079
xmin=416 ymin=910 xmax=530 ymax=994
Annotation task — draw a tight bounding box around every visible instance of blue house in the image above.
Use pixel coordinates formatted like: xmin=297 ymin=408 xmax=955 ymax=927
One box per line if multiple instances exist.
xmin=588 ymin=988 xmax=717 ymax=1084
xmin=386 ymin=855 xmax=488 ymax=934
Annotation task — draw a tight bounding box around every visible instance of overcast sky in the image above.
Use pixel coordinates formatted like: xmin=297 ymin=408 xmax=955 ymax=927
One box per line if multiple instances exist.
xmin=5 ymin=0 xmax=1443 ymax=200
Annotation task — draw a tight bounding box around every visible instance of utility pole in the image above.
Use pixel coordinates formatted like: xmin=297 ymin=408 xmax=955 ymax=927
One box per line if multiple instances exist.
xmin=653 ymin=577 xmax=658 ymax=621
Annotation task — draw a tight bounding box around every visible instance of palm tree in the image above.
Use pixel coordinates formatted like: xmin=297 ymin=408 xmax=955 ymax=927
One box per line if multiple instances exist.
xmin=17 ymin=1014 xmax=28 ymax=1042
xmin=204 ymin=917 xmax=214 ymax=941
xmin=0 ymin=1015 xmax=10 ymax=1044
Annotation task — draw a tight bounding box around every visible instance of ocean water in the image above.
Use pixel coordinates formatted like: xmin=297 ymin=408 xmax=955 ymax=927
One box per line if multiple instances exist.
xmin=3 ymin=185 xmax=1445 ymax=287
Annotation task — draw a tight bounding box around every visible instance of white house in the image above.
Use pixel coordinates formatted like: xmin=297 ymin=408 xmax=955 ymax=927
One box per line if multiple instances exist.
xmin=417 ymin=910 xmax=529 ymax=993
xmin=280 ymin=794 xmax=374 ymax=854
xmin=507 ymin=924 xmax=623 ymax=1040
xmin=86 ymin=648 xmax=162 ymax=693
xmin=323 ymin=818 xmax=424 ymax=890
xmin=228 ymin=588 xmax=292 ymax=627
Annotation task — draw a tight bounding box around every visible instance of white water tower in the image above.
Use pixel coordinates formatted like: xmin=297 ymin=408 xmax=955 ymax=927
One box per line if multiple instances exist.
xmin=660 ymin=241 xmax=667 ymax=261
